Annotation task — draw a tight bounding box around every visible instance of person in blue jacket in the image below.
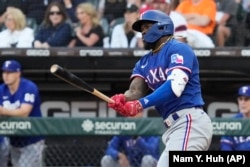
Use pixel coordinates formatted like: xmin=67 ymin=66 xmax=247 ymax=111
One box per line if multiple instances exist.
xmin=0 ymin=60 xmax=45 ymax=167
xmin=220 ymin=85 xmax=250 ymax=150
xmin=101 ymin=112 xmax=160 ymax=167
xmin=33 ymin=1 xmax=72 ymax=48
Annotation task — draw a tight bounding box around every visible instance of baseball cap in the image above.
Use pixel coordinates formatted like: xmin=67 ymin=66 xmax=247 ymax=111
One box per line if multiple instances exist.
xmin=126 ymin=4 xmax=139 ymax=13
xmin=238 ymin=86 xmax=250 ymax=97
xmin=2 ymin=60 xmax=21 ymax=72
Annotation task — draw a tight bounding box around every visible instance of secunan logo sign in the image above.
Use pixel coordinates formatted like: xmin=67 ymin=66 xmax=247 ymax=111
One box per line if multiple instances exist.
xmin=212 ymin=121 xmax=242 ymax=135
xmin=0 ymin=121 xmax=32 ymax=134
xmin=81 ymin=119 xmax=136 ymax=135
xmin=0 ymin=121 xmax=31 ymax=130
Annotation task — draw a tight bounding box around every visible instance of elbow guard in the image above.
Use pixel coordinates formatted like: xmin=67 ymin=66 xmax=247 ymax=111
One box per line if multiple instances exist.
xmin=167 ymin=68 xmax=189 ymax=97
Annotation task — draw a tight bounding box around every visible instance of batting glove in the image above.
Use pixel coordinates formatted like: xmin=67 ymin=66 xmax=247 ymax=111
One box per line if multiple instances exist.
xmin=108 ymin=94 xmax=126 ymax=111
xmin=122 ymin=100 xmax=143 ymax=117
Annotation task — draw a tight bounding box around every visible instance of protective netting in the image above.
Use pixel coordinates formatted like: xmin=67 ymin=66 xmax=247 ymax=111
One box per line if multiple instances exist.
xmin=1 ymin=135 xmax=220 ymax=167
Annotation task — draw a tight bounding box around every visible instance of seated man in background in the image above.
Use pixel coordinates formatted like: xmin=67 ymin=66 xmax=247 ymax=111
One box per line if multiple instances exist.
xmin=215 ymin=0 xmax=238 ymax=47
xmin=153 ymin=0 xmax=215 ymax=48
xmin=101 ymin=112 xmax=160 ymax=167
xmin=110 ymin=4 xmax=143 ymax=48
xmin=175 ymin=0 xmax=217 ymax=38
xmin=0 ymin=60 xmax=45 ymax=167
xmin=220 ymin=85 xmax=250 ymax=150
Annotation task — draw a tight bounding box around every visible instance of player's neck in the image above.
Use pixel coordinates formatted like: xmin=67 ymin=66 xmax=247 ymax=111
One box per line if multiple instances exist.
xmin=8 ymin=79 xmax=20 ymax=95
xmin=152 ymin=36 xmax=173 ymax=54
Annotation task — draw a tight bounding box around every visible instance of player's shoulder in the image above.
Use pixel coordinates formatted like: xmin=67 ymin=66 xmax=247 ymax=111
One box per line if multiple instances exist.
xmin=20 ymin=78 xmax=38 ymax=89
xmin=136 ymin=51 xmax=151 ymax=64
xmin=167 ymin=39 xmax=194 ymax=53
xmin=233 ymin=112 xmax=244 ymax=118
xmin=0 ymin=84 xmax=5 ymax=92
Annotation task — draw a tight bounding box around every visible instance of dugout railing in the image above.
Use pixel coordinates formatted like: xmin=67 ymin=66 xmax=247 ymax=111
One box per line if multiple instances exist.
xmin=0 ymin=117 xmax=248 ymax=166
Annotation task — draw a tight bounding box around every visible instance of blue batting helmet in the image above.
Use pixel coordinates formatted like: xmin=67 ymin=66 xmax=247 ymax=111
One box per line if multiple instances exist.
xmin=132 ymin=10 xmax=174 ymax=43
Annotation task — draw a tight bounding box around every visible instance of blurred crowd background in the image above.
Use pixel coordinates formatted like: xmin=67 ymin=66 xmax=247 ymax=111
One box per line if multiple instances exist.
xmin=0 ymin=0 xmax=250 ymax=50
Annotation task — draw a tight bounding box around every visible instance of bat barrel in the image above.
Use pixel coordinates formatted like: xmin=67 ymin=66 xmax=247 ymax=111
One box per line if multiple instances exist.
xmin=50 ymin=64 xmax=61 ymax=74
xmin=50 ymin=64 xmax=115 ymax=103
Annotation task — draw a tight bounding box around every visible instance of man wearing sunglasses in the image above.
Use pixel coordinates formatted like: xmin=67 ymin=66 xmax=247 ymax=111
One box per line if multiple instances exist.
xmin=220 ymin=85 xmax=250 ymax=150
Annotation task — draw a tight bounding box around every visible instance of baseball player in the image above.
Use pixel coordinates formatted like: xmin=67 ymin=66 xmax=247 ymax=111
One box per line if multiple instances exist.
xmin=220 ymin=85 xmax=250 ymax=150
xmin=0 ymin=60 xmax=45 ymax=167
xmin=101 ymin=135 xmax=159 ymax=167
xmin=108 ymin=10 xmax=213 ymax=166
xmin=101 ymin=112 xmax=159 ymax=167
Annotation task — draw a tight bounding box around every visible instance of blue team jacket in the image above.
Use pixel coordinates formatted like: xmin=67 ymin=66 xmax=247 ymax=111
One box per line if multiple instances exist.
xmin=220 ymin=113 xmax=250 ymax=150
xmin=105 ymin=135 xmax=160 ymax=166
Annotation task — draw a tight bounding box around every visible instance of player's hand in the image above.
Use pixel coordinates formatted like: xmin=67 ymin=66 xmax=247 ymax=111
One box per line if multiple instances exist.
xmin=122 ymin=100 xmax=143 ymax=117
xmin=118 ymin=152 xmax=130 ymax=167
xmin=108 ymin=94 xmax=126 ymax=111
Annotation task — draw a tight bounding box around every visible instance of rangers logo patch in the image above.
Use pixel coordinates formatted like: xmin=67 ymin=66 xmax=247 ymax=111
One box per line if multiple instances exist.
xmin=171 ymin=54 xmax=184 ymax=64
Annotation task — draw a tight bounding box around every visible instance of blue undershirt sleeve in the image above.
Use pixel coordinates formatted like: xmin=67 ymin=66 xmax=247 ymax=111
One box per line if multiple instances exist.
xmin=139 ymin=80 xmax=177 ymax=108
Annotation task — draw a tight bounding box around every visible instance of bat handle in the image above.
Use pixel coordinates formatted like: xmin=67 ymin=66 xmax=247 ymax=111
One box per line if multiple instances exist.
xmin=92 ymin=89 xmax=115 ymax=103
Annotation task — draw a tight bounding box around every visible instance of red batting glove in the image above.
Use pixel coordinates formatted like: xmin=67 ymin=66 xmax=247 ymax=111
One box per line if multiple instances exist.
xmin=108 ymin=94 xmax=126 ymax=111
xmin=121 ymin=100 xmax=143 ymax=117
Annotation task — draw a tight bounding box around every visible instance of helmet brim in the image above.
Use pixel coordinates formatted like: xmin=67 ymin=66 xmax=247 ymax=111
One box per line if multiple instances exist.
xmin=132 ymin=20 xmax=145 ymax=32
xmin=132 ymin=20 xmax=157 ymax=32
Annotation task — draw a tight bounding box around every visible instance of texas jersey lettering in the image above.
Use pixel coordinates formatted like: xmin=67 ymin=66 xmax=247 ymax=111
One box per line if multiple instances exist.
xmin=131 ymin=40 xmax=204 ymax=119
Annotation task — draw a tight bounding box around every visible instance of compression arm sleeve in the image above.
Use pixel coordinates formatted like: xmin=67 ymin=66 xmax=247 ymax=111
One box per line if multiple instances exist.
xmin=138 ymin=80 xmax=176 ymax=108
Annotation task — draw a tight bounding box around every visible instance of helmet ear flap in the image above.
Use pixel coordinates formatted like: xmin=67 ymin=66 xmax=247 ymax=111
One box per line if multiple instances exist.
xmin=143 ymin=22 xmax=174 ymax=43
xmin=160 ymin=23 xmax=174 ymax=36
xmin=143 ymin=23 xmax=164 ymax=43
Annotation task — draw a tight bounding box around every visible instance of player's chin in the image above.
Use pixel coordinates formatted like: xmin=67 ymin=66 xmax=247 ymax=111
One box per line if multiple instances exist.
xmin=143 ymin=41 xmax=154 ymax=50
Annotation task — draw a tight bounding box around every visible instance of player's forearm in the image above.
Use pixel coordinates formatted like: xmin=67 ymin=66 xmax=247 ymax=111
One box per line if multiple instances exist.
xmin=139 ymin=80 xmax=176 ymax=109
xmin=124 ymin=89 xmax=144 ymax=101
xmin=0 ymin=107 xmax=29 ymax=117
xmin=124 ymin=77 xmax=148 ymax=101
xmin=187 ymin=15 xmax=211 ymax=26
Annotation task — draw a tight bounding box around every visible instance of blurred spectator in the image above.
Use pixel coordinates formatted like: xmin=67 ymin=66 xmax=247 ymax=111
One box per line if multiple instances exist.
xmin=215 ymin=0 xmax=238 ymax=47
xmin=220 ymin=85 xmax=250 ymax=151
xmin=171 ymin=0 xmax=180 ymax=10
xmin=128 ymin=0 xmax=143 ymax=8
xmin=22 ymin=0 xmax=47 ymax=26
xmin=68 ymin=3 xmax=105 ymax=47
xmin=98 ymin=0 xmax=127 ymax=24
xmin=0 ymin=60 xmax=45 ymax=167
xmin=110 ymin=4 xmax=143 ymax=48
xmin=0 ymin=7 xmax=34 ymax=48
xmin=139 ymin=0 xmax=154 ymax=14
xmin=33 ymin=1 xmax=72 ymax=48
xmin=101 ymin=112 xmax=159 ymax=167
xmin=0 ymin=0 xmax=24 ymax=28
xmin=59 ymin=0 xmax=88 ymax=23
xmin=175 ymin=0 xmax=217 ymax=37
xmin=153 ymin=0 xmax=215 ymax=48
xmin=242 ymin=0 xmax=250 ymax=13
xmin=152 ymin=0 xmax=186 ymax=41
xmin=241 ymin=0 xmax=250 ymax=46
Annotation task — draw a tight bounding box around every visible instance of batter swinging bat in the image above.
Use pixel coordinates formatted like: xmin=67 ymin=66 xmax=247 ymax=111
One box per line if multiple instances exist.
xmin=50 ymin=64 xmax=114 ymax=103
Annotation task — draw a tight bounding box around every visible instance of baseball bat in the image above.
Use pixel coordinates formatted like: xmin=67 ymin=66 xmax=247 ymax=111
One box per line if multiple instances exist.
xmin=50 ymin=64 xmax=114 ymax=103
